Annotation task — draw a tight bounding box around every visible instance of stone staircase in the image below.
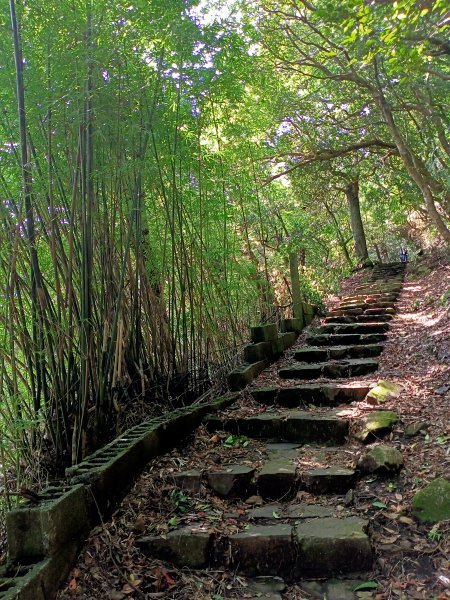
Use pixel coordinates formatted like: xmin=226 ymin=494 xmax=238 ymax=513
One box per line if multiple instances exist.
xmin=135 ymin=263 xmax=406 ymax=599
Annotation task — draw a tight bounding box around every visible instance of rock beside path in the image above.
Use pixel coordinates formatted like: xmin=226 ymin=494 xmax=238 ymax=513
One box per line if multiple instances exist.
xmin=358 ymin=445 xmax=404 ymax=474
xmin=412 ymin=478 xmax=450 ymax=523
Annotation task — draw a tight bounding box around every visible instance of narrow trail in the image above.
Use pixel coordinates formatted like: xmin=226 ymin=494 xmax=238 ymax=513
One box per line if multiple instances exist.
xmin=58 ymin=259 xmax=450 ymax=600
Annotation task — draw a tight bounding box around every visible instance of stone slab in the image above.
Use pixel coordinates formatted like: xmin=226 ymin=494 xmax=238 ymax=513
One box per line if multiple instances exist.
xmin=172 ymin=469 xmax=203 ymax=493
xmin=257 ymin=457 xmax=297 ymax=500
xmin=230 ymin=524 xmax=294 ymax=577
xmin=137 ymin=526 xmax=214 ymax=568
xmin=283 ymin=411 xmax=349 ymax=444
xmin=251 ymin=323 xmax=278 ymax=343
xmin=301 ymin=467 xmax=355 ymax=494
xmin=207 ymin=465 xmax=255 ymax=498
xmin=276 ymin=384 xmax=370 ymax=407
xmin=294 ymin=517 xmax=372 ymax=576
xmin=244 ymin=342 xmax=272 ymax=363
xmin=228 ymin=360 xmax=269 ymax=391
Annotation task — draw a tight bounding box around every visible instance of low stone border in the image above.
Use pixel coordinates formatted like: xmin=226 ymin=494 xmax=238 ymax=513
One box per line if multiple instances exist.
xmin=2 ymin=394 xmax=237 ymax=600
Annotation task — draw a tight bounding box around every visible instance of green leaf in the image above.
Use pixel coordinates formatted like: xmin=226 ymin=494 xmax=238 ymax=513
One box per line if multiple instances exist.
xmin=272 ymin=511 xmax=280 ymax=519
xmin=372 ymin=501 xmax=388 ymax=509
xmin=354 ymin=581 xmax=378 ymax=591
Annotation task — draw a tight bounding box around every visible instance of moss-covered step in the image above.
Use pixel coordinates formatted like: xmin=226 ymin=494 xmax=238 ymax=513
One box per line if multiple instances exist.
xmin=229 ymin=524 xmax=295 ymax=578
xmin=343 ymin=292 xmax=399 ymax=301
xmin=297 ymin=446 xmax=356 ymax=494
xmin=306 ymin=333 xmax=388 ymax=346
xmin=248 ymin=503 xmax=334 ymax=521
xmin=250 ymin=383 xmax=370 ymax=407
xmin=329 ymin=307 xmax=364 ymax=316
xmin=364 ymin=306 xmax=395 ymax=315
xmin=279 ymin=358 xmax=379 ymax=380
xmin=334 ymin=302 xmax=396 ymax=312
xmin=316 ymin=322 xmax=389 ymax=335
xmin=294 ymin=344 xmax=383 ymax=362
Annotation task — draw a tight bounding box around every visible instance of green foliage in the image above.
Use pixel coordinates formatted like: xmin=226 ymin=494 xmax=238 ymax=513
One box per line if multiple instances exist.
xmin=223 ymin=435 xmax=249 ymax=448
xmin=0 ymin=0 xmax=447 ymax=496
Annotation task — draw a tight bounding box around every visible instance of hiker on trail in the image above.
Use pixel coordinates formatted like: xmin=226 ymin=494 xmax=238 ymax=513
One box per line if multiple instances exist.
xmin=399 ymin=248 xmax=408 ymax=263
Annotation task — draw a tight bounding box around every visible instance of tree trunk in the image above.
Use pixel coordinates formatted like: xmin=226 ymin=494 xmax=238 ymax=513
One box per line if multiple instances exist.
xmin=373 ymin=243 xmax=383 ymax=263
xmin=289 ymin=251 xmax=304 ymax=322
xmin=345 ymin=180 xmax=370 ymax=264
xmin=323 ymin=200 xmax=354 ymax=268
xmin=373 ymin=87 xmax=450 ymax=244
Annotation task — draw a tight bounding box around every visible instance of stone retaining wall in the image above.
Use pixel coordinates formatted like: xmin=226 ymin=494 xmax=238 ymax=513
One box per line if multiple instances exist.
xmin=2 ymin=394 xmax=236 ymax=600
xmin=228 ymin=305 xmax=317 ymax=391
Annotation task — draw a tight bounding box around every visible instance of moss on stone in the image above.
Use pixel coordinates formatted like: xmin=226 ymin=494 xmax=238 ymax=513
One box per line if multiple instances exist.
xmin=412 ymin=478 xmax=450 ymax=523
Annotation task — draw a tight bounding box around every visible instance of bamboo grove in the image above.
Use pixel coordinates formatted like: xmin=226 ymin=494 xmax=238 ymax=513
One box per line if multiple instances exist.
xmin=0 ymin=0 xmax=448 ymax=486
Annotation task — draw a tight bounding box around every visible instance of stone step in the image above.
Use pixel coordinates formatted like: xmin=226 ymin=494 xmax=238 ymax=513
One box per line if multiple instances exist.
xmin=279 ymin=358 xmax=378 ymax=380
xmin=343 ymin=292 xmax=399 ymax=301
xmin=316 ymin=322 xmax=389 ymax=335
xmin=364 ymin=306 xmax=395 ymax=315
xmin=255 ymin=443 xmax=356 ymax=499
xmin=324 ymin=314 xmax=393 ymax=324
xmin=138 ymin=518 xmax=370 ymax=577
xmin=294 ymin=344 xmax=383 ymax=362
xmin=205 ymin=410 xmax=349 ymax=444
xmin=337 ymin=297 xmax=397 ymax=307
xmin=229 ymin=517 xmax=372 ymax=578
xmin=340 ymin=294 xmax=398 ymax=305
xmin=333 ymin=301 xmax=396 ymax=311
xmin=328 ymin=306 xmax=395 ymax=317
xmin=250 ymin=383 xmax=370 ymax=407
xmin=306 ymin=333 xmax=387 ymax=346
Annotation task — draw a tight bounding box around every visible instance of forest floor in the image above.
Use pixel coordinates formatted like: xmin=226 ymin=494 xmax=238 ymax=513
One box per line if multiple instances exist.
xmin=54 ymin=251 xmax=449 ymax=599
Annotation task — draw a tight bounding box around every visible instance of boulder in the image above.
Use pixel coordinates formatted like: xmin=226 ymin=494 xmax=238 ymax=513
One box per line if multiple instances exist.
xmin=366 ymin=380 xmax=403 ymax=405
xmin=412 ymin=478 xmax=450 ymax=523
xmin=405 ymin=421 xmax=428 ymax=437
xmin=355 ymin=411 xmax=399 ymax=442
xmin=358 ymin=446 xmax=403 ymax=474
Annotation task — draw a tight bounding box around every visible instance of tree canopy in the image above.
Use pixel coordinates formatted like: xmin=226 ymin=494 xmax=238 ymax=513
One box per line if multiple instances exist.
xmin=0 ymin=0 xmax=448 ymax=483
